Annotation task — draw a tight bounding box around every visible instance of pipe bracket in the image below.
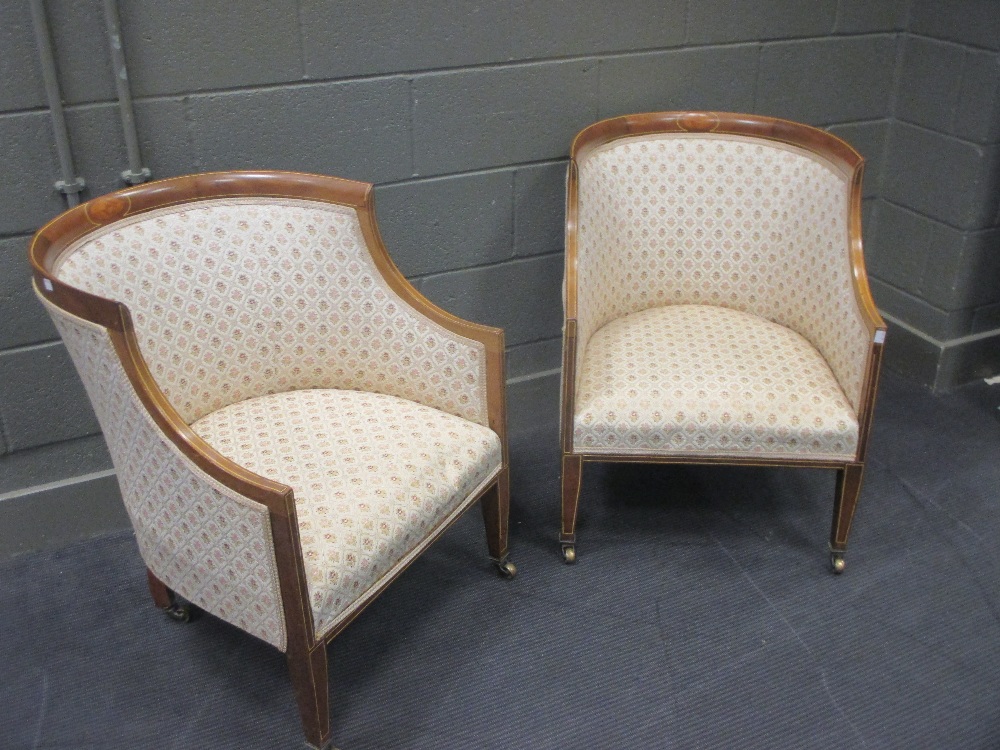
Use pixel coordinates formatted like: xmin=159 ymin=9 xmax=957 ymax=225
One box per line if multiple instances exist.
xmin=55 ymin=177 xmax=86 ymax=195
xmin=121 ymin=167 xmax=152 ymax=185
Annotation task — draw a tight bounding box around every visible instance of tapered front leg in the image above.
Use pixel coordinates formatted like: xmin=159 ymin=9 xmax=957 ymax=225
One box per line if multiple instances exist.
xmin=288 ymin=642 xmax=332 ymax=750
xmin=829 ymin=463 xmax=865 ymax=574
xmin=480 ymin=468 xmax=510 ymax=559
xmin=560 ymin=454 xmax=583 ymax=563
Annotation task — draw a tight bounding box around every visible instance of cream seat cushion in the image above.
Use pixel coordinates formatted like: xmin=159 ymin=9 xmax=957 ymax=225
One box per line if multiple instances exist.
xmin=573 ymin=304 xmax=859 ymax=460
xmin=192 ymin=388 xmax=502 ymax=638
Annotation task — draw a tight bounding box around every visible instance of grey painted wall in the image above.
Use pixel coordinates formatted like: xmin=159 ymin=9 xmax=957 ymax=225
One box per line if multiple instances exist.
xmin=0 ymin=0 xmax=996 ymax=549
xmin=865 ymin=0 xmax=1000 ymax=390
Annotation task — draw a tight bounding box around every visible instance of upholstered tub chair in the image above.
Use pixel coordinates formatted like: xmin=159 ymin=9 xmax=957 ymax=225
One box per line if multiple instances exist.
xmin=559 ymin=112 xmax=886 ymax=573
xmin=29 ymin=171 xmax=515 ymax=749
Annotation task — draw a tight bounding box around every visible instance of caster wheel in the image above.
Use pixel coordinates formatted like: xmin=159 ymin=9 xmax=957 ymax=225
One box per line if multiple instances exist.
xmin=830 ymin=552 xmax=846 ymax=574
xmin=165 ymin=603 xmax=194 ymax=623
xmin=496 ymin=560 xmax=517 ymax=579
xmin=561 ymin=545 xmax=577 ymax=565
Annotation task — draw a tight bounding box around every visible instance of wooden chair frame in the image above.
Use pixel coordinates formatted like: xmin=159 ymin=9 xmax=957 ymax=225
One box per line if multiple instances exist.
xmin=559 ymin=112 xmax=886 ymax=572
xmin=30 ymin=171 xmax=513 ymax=749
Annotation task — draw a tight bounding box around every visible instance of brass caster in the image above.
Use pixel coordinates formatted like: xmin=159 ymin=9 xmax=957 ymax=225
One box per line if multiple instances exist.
xmin=830 ymin=552 xmax=846 ymax=575
xmin=561 ymin=544 xmax=577 ymax=565
xmin=165 ymin=602 xmax=194 ymax=623
xmin=495 ymin=560 xmax=517 ymax=579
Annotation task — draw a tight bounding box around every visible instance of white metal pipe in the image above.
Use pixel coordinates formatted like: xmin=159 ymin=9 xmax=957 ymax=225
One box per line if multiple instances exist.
xmin=28 ymin=0 xmax=85 ymax=206
xmin=102 ymin=0 xmax=149 ymax=184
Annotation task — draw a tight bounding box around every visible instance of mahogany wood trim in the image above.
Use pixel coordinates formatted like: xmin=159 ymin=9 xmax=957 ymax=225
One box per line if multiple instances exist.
xmin=847 ymin=163 xmax=887 ymax=336
xmin=831 ymin=463 xmax=866 ymax=551
xmin=479 ymin=467 xmax=511 ymax=562
xmin=561 ymin=158 xmax=581 ymax=456
xmin=854 ymin=338 xmax=886 ymax=465
xmin=844 ymin=160 xmax=886 ymax=467
xmin=571 ymin=111 xmax=862 ymax=171
xmin=30 ymin=171 xmax=368 ymax=273
xmin=286 ymin=640 xmax=331 ymax=749
xmin=574 ymin=453 xmax=850 ymax=471
xmin=559 ymin=320 xmax=578 ymax=455
xmin=560 ymin=454 xmax=583 ymax=541
xmin=563 ymin=160 xmax=581 ymax=321
xmin=485 ymin=340 xmax=510 ymax=465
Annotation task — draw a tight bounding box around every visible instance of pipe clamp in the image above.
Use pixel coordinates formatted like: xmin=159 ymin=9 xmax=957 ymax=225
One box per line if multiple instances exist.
xmin=55 ymin=177 xmax=86 ymax=195
xmin=121 ymin=168 xmax=152 ymax=185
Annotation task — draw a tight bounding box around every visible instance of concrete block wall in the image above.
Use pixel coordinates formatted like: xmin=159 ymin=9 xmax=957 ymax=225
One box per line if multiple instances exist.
xmin=2 ymin=0 xmax=990 ymax=551
xmin=866 ymin=0 xmax=1000 ymax=389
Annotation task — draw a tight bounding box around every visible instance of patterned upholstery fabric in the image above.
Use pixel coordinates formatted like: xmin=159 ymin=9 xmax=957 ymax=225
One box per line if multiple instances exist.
xmin=574 ymin=133 xmax=870 ymax=415
xmin=40 ymin=297 xmax=287 ymax=650
xmin=54 ymin=198 xmax=490 ymax=427
xmin=574 ymin=305 xmax=859 ymax=460
xmin=191 ymin=388 xmax=502 ymax=638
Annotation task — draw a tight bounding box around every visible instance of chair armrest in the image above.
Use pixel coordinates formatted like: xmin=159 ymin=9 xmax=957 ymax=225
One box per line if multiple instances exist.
xmin=560 ymin=319 xmax=578 ymax=454
xmin=358 ymin=189 xmax=507 ymax=446
xmin=842 ymin=166 xmax=887 ymax=459
xmin=848 ymin=165 xmax=887 ymax=339
xmin=35 ymin=284 xmax=313 ymax=650
xmin=809 ymin=164 xmax=886 ymax=412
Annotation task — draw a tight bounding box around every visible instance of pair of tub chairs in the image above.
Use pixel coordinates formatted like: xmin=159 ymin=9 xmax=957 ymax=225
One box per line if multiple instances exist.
xmin=30 ymin=112 xmax=885 ymax=749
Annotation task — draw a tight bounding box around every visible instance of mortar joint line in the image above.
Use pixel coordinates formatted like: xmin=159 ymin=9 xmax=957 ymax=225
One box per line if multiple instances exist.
xmin=876 ymin=195 xmax=999 ymax=235
xmin=408 ymin=77 xmax=417 ymax=178
xmin=0 ymin=31 xmax=901 ymax=116
xmin=294 ymin=0 xmax=308 ymax=81
xmin=413 ymin=247 xmax=564 ymax=283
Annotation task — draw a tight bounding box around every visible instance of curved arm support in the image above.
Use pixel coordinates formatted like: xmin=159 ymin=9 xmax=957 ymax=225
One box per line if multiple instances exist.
xmin=358 ymin=188 xmax=508 ymax=449
xmin=31 ymin=272 xmax=295 ymax=517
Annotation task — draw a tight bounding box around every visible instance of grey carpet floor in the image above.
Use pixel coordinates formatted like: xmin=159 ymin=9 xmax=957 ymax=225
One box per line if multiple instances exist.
xmin=2 ymin=372 xmax=999 ymax=749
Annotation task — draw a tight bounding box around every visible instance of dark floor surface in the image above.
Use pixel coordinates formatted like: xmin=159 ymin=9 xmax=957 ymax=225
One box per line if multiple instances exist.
xmin=2 ymin=371 xmax=999 ymax=749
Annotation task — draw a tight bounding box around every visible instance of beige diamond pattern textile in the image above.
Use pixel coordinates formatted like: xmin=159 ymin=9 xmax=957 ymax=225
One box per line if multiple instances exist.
xmin=574 ymin=134 xmax=870 ymax=414
xmin=574 ymin=304 xmax=859 ymax=460
xmin=41 ymin=297 xmax=287 ymax=650
xmin=54 ymin=198 xmax=489 ymax=427
xmin=191 ymin=388 xmax=502 ymax=639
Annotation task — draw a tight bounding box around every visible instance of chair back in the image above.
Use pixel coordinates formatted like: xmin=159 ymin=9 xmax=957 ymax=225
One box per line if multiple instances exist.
xmin=568 ymin=113 xmax=872 ymax=411
xmin=40 ymin=177 xmax=489 ymax=426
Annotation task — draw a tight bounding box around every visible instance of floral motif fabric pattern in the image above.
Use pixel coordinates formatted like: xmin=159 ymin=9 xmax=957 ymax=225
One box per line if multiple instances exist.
xmin=191 ymin=388 xmax=502 ymax=638
xmin=573 ymin=133 xmax=870 ymax=414
xmin=574 ymin=304 xmax=859 ymax=459
xmin=41 ymin=297 xmax=287 ymax=650
xmin=55 ymin=198 xmax=489 ymax=427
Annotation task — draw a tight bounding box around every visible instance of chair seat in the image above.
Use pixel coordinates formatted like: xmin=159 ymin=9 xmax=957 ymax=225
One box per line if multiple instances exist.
xmin=574 ymin=304 xmax=859 ymax=460
xmin=192 ymin=388 xmax=502 ymax=638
